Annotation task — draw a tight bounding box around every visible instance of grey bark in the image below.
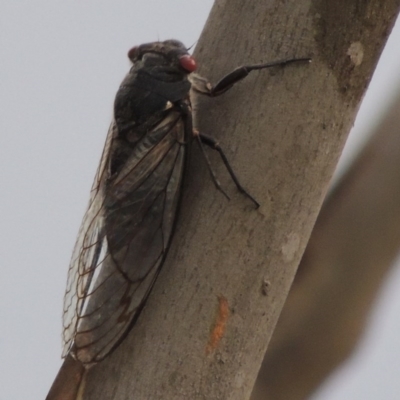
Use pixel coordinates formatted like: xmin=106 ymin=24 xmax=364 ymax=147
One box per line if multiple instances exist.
xmin=47 ymin=0 xmax=400 ymax=399
xmin=252 ymin=90 xmax=400 ymax=400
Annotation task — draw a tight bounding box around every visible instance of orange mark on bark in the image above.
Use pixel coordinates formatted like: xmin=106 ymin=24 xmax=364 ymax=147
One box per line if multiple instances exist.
xmin=206 ymin=295 xmax=229 ymax=354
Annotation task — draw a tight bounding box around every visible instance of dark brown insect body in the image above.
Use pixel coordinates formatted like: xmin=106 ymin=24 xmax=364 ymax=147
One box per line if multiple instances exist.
xmin=62 ymin=39 xmax=309 ymax=365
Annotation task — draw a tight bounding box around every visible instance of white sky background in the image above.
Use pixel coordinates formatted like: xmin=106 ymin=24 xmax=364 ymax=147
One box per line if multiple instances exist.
xmin=1 ymin=2 xmax=399 ymax=399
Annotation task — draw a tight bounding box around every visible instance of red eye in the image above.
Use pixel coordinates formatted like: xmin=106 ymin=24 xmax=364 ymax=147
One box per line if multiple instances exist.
xmin=179 ymin=55 xmax=197 ymax=72
xmin=127 ymin=46 xmax=138 ymax=61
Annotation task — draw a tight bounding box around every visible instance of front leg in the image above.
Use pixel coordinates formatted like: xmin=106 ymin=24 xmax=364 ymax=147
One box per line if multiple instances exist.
xmin=190 ymin=57 xmax=310 ymax=97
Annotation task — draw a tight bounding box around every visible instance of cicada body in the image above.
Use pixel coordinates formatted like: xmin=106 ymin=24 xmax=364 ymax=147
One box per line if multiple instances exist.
xmin=62 ymin=39 xmax=309 ymax=365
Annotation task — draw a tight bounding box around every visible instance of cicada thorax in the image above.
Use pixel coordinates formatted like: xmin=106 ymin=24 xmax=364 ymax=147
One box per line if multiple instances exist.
xmin=110 ymin=44 xmax=195 ymax=176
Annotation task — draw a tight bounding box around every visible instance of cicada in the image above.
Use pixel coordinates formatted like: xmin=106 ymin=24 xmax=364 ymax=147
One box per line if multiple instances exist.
xmin=62 ymin=39 xmax=309 ymax=365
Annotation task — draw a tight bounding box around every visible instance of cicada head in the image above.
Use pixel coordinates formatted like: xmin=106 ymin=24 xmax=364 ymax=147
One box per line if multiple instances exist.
xmin=127 ymin=40 xmax=197 ymax=74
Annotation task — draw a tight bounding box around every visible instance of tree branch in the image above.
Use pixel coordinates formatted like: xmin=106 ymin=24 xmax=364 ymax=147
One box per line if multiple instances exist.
xmin=252 ymin=90 xmax=400 ymax=400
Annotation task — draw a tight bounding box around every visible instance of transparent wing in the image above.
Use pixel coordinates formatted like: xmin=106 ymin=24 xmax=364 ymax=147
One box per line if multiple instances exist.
xmin=62 ymin=110 xmax=186 ymax=364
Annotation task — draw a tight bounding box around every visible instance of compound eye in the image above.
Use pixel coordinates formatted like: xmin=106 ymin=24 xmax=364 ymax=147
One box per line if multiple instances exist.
xmin=179 ymin=55 xmax=197 ymax=72
xmin=127 ymin=46 xmax=139 ymax=61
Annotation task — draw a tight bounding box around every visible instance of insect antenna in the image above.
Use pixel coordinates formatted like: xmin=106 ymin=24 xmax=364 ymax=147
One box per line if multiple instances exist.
xmin=186 ymin=41 xmax=197 ymax=53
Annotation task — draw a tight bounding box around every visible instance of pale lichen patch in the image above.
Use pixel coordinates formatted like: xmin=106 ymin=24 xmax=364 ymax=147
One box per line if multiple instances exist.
xmin=281 ymin=232 xmax=300 ymax=263
xmin=347 ymin=42 xmax=364 ymax=66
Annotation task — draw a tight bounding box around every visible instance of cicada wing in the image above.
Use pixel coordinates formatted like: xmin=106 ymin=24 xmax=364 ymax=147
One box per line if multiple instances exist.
xmin=62 ymin=122 xmax=115 ymax=358
xmin=62 ymin=110 xmax=186 ymax=364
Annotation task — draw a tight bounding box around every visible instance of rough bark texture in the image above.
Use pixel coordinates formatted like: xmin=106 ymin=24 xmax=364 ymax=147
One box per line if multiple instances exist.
xmin=47 ymin=0 xmax=400 ymax=399
xmin=251 ymin=91 xmax=400 ymax=400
